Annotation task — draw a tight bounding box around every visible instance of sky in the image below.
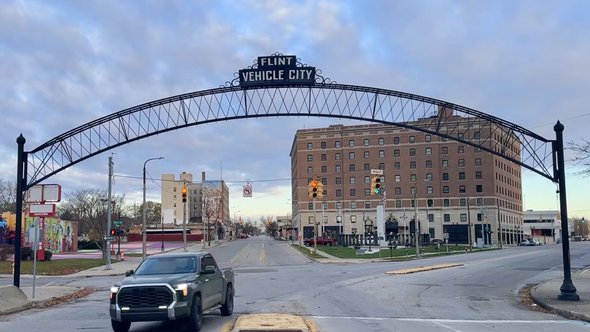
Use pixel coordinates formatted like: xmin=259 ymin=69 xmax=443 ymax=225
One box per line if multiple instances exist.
xmin=1 ymin=0 xmax=590 ymax=222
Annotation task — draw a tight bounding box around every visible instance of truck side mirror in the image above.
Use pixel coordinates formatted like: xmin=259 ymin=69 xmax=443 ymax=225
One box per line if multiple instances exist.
xmin=125 ymin=270 xmax=134 ymax=277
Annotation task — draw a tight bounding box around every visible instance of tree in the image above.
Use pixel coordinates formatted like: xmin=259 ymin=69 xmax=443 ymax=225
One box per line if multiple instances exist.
xmin=0 ymin=180 xmax=16 ymax=213
xmin=568 ymin=139 xmax=590 ymax=176
xmin=261 ymin=216 xmax=278 ymax=237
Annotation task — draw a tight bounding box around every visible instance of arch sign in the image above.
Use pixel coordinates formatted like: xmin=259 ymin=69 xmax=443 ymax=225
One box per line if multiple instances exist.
xmin=12 ymin=53 xmax=578 ymax=300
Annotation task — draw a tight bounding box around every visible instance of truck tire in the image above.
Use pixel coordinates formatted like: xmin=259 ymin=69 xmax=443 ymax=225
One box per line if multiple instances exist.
xmin=111 ymin=320 xmax=130 ymax=332
xmin=220 ymin=285 xmax=234 ymax=316
xmin=186 ymin=295 xmax=203 ymax=332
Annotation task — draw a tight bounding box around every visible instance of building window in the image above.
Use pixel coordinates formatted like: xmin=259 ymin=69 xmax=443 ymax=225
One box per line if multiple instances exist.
xmin=322 ymin=202 xmax=328 ymax=210
xmin=349 ymin=152 xmax=355 ymax=159
xmin=349 ymin=139 xmax=355 ymax=147
xmin=442 ymin=173 xmax=449 ymax=181
xmin=378 ymin=137 xmax=385 ymax=145
xmin=477 ymin=213 xmax=482 ymax=222
xmin=335 ymin=153 xmax=341 ymax=160
xmin=444 ymin=214 xmax=451 ymax=222
xmin=476 ymin=184 xmax=483 ymax=193
xmin=336 ymin=201 xmax=342 ymax=209
xmin=379 ymin=150 xmax=385 ymax=158
xmin=458 ymin=146 xmax=464 ymax=154
xmin=336 ymin=189 xmax=342 ymax=197
xmin=395 ymin=175 xmax=401 ymax=182
xmin=442 ymin=160 xmax=449 ymax=167
xmin=460 ymin=198 xmax=467 ymax=206
xmin=364 ymin=151 xmax=370 ymax=159
xmin=425 ymin=147 xmax=432 ymax=155
xmin=395 ymin=187 xmax=401 ymax=195
xmin=458 ymin=133 xmax=464 ymax=139
xmin=350 ymin=189 xmax=356 ymax=196
xmin=441 ymin=147 xmax=448 ymax=154
xmin=307 ymin=143 xmax=313 ymax=150
xmin=427 ymin=199 xmax=434 ymax=207
xmin=307 ymin=166 xmax=313 ymax=174
xmin=394 ymin=162 xmax=401 ymax=169
xmin=364 ymin=138 xmax=370 ymax=146
xmin=473 ymin=131 xmax=480 ymax=139
xmin=336 ymin=177 xmax=342 ymax=184
xmin=426 ymin=173 xmax=433 ymax=181
xmin=335 ymin=165 xmax=341 ymax=173
xmin=410 ymin=160 xmax=416 ymax=169
xmin=349 ymin=164 xmax=356 ymax=172
xmin=349 ymin=177 xmax=356 ymax=184
xmin=427 ymin=186 xmax=433 ymax=194
xmin=351 ymin=215 xmax=357 ymax=223
xmin=321 ymin=154 xmax=327 ymax=161
xmin=443 ymin=186 xmax=449 ymax=194
xmin=321 ymin=141 xmax=326 ymax=149
xmin=426 ymin=160 xmax=432 ymax=168
xmin=308 ymin=203 xmax=313 ymax=210
xmin=395 ymin=200 xmax=402 ymax=208
xmin=475 ymin=158 xmax=482 ymax=166
xmin=477 ymin=198 xmax=483 ymax=206
xmin=394 ymin=149 xmax=400 ymax=157
xmin=364 ymin=176 xmax=370 ymax=184
xmin=475 ymin=171 xmax=482 ymax=179
xmin=443 ymin=199 xmax=450 ymax=207
xmin=411 ymin=199 xmax=416 ymax=208
xmin=321 ymin=166 xmax=327 ymax=173
xmin=307 ymin=155 xmax=313 ymax=162
xmin=409 ymin=135 xmax=416 ymax=143
xmin=410 ymin=148 xmax=416 ymax=156
xmin=410 ymin=174 xmax=417 ymax=182
xmin=428 ymin=214 xmax=434 ymax=223
xmin=394 ymin=137 xmax=400 ymax=144
xmin=379 ymin=163 xmax=385 ymax=170
xmin=460 ymin=213 xmax=467 ymax=222
xmin=365 ymin=201 xmax=371 ymax=208
xmin=364 ymin=163 xmax=370 ymax=171
xmin=425 ymin=135 xmax=431 ymax=142
xmin=458 ymin=159 xmax=465 ymax=167
xmin=335 ymin=140 xmax=341 ymax=148
xmin=459 ymin=172 xmax=465 ymax=180
xmin=351 ymin=201 xmax=357 ymax=209
xmin=459 ymin=185 xmax=466 ymax=193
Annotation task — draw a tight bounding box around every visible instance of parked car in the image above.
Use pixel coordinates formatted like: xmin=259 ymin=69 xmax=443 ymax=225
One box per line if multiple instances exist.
xmin=430 ymin=239 xmax=445 ymax=245
xmin=303 ymin=237 xmax=337 ymax=246
xmin=518 ymin=239 xmax=540 ymax=246
xmin=109 ymin=252 xmax=234 ymax=332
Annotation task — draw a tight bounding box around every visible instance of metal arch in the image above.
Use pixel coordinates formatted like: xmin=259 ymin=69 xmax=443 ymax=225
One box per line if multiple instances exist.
xmin=24 ymin=83 xmax=555 ymax=188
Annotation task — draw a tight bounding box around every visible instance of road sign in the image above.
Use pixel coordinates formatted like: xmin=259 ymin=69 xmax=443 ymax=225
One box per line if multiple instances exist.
xmin=104 ymin=236 xmax=114 ymax=241
xmin=370 ymin=169 xmax=384 ymax=175
xmin=114 ymin=220 xmax=123 ymax=226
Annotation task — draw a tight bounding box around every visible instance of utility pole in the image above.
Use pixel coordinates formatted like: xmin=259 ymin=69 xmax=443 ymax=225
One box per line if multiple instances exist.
xmin=105 ymin=156 xmax=114 ymax=270
xmin=413 ymin=188 xmax=419 ymax=258
xmin=467 ymin=198 xmax=472 ymax=252
xmin=183 ymin=180 xmax=187 ymax=252
xmin=313 ymin=197 xmax=317 ymax=253
xmin=497 ymin=203 xmax=502 ymax=249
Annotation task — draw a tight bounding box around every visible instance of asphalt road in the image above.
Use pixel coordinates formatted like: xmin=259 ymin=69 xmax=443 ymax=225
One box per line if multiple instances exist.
xmin=1 ymin=236 xmax=589 ymax=332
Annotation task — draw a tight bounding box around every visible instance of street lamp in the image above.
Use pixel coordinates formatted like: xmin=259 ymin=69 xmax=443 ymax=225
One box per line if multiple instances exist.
xmin=143 ymin=156 xmax=164 ymax=260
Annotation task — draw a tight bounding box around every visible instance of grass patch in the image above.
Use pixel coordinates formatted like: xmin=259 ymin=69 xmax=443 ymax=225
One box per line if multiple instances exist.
xmin=291 ymin=244 xmax=326 ymax=259
xmin=0 ymin=259 xmax=109 ymax=276
xmin=318 ymin=244 xmax=480 ymax=259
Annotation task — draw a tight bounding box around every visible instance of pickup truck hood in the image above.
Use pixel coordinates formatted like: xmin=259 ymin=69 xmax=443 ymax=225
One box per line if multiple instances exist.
xmin=120 ymin=273 xmax=197 ymax=286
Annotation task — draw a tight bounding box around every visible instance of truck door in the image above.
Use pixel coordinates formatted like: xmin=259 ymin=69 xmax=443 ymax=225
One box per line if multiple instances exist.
xmin=201 ymin=255 xmax=223 ymax=308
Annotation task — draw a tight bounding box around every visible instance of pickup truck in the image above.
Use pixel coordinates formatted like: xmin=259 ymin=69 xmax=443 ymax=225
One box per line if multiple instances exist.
xmin=109 ymin=252 xmax=234 ymax=332
xmin=304 ymin=237 xmax=337 ymax=246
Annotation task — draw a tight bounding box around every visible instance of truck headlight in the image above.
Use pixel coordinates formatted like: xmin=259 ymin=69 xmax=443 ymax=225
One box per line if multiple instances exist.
xmin=110 ymin=286 xmax=119 ymax=303
xmin=175 ymin=283 xmax=189 ymax=297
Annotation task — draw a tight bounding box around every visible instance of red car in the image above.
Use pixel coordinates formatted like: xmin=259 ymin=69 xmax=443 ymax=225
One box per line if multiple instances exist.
xmin=304 ymin=237 xmax=337 ymax=246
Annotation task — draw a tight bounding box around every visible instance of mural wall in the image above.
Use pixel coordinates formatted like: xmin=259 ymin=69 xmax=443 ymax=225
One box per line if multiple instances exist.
xmin=24 ymin=217 xmax=78 ymax=253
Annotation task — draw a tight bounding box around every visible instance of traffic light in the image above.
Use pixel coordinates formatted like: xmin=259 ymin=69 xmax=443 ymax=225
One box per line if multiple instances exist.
xmin=309 ymin=180 xmax=319 ymax=198
xmin=371 ymin=175 xmax=382 ymax=195
xmin=316 ymin=180 xmax=324 ymax=198
xmin=110 ymin=228 xmax=116 ymax=236
xmin=182 ymin=186 xmax=187 ymax=203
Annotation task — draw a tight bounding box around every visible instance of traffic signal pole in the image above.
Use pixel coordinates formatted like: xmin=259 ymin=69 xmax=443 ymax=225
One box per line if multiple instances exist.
xmin=105 ymin=156 xmax=113 ymax=271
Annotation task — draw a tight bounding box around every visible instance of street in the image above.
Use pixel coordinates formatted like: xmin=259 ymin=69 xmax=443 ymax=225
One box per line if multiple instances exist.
xmin=1 ymin=236 xmax=589 ymax=331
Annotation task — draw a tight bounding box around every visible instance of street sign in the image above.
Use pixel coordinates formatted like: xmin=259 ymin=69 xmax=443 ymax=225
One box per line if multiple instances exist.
xmin=370 ymin=169 xmax=384 ymax=175
xmin=104 ymin=236 xmax=114 ymax=241
xmin=114 ymin=220 xmax=123 ymax=226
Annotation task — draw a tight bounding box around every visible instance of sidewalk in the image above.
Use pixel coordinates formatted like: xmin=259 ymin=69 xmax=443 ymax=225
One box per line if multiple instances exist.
xmin=0 ymin=241 xmax=218 ymax=316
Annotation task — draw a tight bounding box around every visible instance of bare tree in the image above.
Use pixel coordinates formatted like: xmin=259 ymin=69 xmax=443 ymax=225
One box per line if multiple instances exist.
xmin=0 ymin=180 xmax=16 ymax=213
xmin=568 ymin=139 xmax=590 ymax=176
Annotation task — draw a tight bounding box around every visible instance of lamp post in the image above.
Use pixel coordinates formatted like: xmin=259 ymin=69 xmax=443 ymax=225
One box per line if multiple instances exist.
xmin=161 ymin=216 xmax=165 ymax=252
xmin=143 ymin=156 xmax=164 ymax=260
xmin=582 ymin=217 xmax=586 ymax=239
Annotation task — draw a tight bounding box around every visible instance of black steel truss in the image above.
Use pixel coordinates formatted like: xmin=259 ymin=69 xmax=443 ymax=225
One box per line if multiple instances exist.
xmin=24 ymin=83 xmax=555 ymax=188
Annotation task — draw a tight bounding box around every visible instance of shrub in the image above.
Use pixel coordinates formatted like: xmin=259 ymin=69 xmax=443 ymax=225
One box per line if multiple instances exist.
xmin=44 ymin=250 xmax=52 ymax=261
xmin=21 ymin=247 xmax=34 ymax=261
xmin=78 ymin=240 xmax=101 ymax=250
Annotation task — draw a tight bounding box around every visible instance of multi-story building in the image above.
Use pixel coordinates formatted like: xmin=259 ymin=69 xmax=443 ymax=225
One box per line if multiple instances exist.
xmin=290 ymin=107 xmax=523 ymax=246
xmin=523 ymin=210 xmax=560 ymax=244
xmin=161 ymin=172 xmax=230 ymax=239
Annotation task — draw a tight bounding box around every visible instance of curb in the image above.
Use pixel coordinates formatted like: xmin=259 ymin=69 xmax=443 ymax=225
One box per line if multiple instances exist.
xmin=385 ymin=263 xmax=463 ymax=275
xmin=529 ymin=283 xmax=590 ymax=323
xmin=0 ymin=287 xmax=94 ymax=316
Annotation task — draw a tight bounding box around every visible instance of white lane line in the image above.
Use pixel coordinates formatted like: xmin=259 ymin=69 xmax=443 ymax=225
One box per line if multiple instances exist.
xmin=433 ymin=321 xmax=464 ymax=332
xmin=44 ymin=282 xmax=55 ymax=286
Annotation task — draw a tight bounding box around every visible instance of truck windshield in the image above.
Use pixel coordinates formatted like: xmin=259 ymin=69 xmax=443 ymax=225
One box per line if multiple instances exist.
xmin=135 ymin=257 xmax=197 ymax=275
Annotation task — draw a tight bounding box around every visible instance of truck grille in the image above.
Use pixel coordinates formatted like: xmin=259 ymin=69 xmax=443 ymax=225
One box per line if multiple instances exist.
xmin=118 ymin=286 xmax=173 ymax=308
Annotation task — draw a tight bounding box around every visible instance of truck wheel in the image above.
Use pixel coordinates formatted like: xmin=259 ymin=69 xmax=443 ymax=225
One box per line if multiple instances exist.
xmin=111 ymin=320 xmax=130 ymax=332
xmin=186 ymin=295 xmax=203 ymax=331
xmin=220 ymin=285 xmax=234 ymax=316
